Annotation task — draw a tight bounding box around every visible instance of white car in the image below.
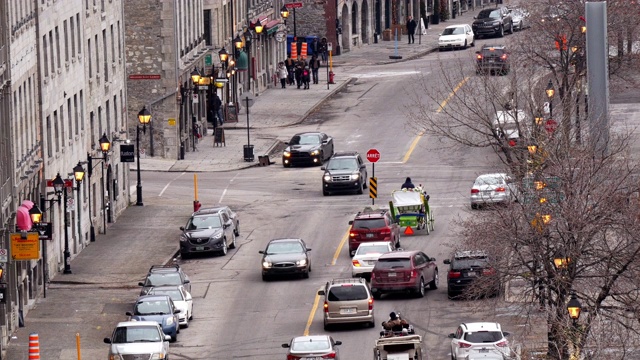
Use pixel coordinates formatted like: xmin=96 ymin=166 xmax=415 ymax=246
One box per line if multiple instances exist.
xmin=449 ymin=322 xmax=512 ymax=360
xmin=439 ymin=24 xmax=475 ymax=50
xmin=470 ymin=173 xmax=517 ymax=209
xmin=351 ymin=241 xmax=395 ymax=278
xmin=147 ymin=285 xmax=193 ymax=328
xmin=492 ymin=109 xmax=529 ymax=143
xmin=104 ymin=321 xmax=170 ymax=359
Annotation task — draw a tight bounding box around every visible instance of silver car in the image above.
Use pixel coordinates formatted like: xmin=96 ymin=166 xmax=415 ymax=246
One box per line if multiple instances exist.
xmin=509 ymin=8 xmax=529 ymax=31
xmin=351 ymin=241 xmax=395 ymax=278
xmin=282 ymin=335 xmax=342 ymax=359
xmin=104 ymin=321 xmax=170 ymax=359
xmin=470 ymin=173 xmax=516 ymax=209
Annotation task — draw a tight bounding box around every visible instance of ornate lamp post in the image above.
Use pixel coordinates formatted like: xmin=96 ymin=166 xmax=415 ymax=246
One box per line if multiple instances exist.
xmin=87 ymin=134 xmax=111 ymax=242
xmin=136 ymin=106 xmax=152 ymax=206
xmin=52 ymin=173 xmax=74 ymax=274
xmin=546 ymin=80 xmax=555 ymax=118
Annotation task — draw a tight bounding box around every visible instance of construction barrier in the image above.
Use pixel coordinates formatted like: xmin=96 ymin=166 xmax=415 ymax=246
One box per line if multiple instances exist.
xmin=29 ymin=332 xmax=40 ymax=359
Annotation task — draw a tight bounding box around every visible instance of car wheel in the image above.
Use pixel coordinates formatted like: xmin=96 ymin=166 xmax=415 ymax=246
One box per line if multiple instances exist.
xmin=451 ymin=353 xmax=456 ymax=360
xmin=429 ymin=270 xmax=439 ymax=290
xmin=471 ymin=203 xmax=478 ymax=210
xmin=357 ymin=185 xmax=364 ymax=195
xmin=180 ymin=252 xmax=190 ymax=260
xmin=509 ymin=22 xmax=514 ymax=34
xmin=189 ymin=309 xmax=193 ymax=320
xmin=498 ymin=25 xmax=504 ymax=37
xmin=368 ymin=319 xmax=376 ymax=328
xmin=262 ymin=274 xmax=270 ymax=281
xmin=234 ymin=221 xmax=240 ymax=237
xmin=318 ymin=152 xmax=324 ymax=166
xmin=229 ymin=232 xmax=237 ymax=249
xmin=183 ymin=319 xmax=189 ymax=328
xmin=416 ymin=278 xmax=425 ymax=298
xmin=283 ymin=162 xmax=291 ymax=168
xmin=324 ymin=320 xmax=331 ymax=331
xmin=323 ymin=189 xmax=330 ymax=196
xmin=171 ymin=332 xmax=177 ymax=342
xmin=463 ymin=40 xmax=467 ymax=49
xmin=220 ymin=239 xmax=228 ymax=256
xmin=448 ymin=289 xmax=457 ymax=300
xmin=373 ymin=291 xmax=382 ymax=300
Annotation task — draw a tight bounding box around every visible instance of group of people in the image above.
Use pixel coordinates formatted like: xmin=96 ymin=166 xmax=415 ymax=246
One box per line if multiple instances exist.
xmin=276 ymin=37 xmax=328 ymax=90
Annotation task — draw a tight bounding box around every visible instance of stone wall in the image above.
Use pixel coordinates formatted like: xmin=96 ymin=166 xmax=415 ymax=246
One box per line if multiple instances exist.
xmin=293 ymin=0 xmax=330 ymax=39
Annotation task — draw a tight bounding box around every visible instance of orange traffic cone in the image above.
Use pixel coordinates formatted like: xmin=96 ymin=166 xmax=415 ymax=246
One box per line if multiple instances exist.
xmin=29 ymin=333 xmax=40 ymax=359
xmin=404 ymin=226 xmax=414 ymax=235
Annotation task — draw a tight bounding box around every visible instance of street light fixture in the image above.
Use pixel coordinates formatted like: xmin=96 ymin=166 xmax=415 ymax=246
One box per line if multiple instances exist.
xmin=567 ymin=292 xmax=582 ymax=320
xmin=99 ymin=133 xmax=111 ymax=153
xmin=73 ymin=162 xmax=85 ymax=183
xmin=190 ymin=67 xmax=202 ymax=85
xmin=255 ymin=24 xmax=264 ymax=34
xmin=280 ymin=5 xmax=289 ymax=19
xmin=218 ymin=48 xmax=229 ymax=63
xmin=136 ymin=106 xmax=152 ymax=206
xmin=233 ymin=35 xmax=243 ymax=50
xmin=29 ymin=205 xmax=43 ymax=224
xmin=545 ymin=80 xmax=555 ymax=118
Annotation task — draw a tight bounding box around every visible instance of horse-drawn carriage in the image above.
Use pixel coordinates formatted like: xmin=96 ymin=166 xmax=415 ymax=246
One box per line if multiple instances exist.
xmin=388 ymin=187 xmax=434 ymax=234
xmin=373 ymin=334 xmax=425 ymax=360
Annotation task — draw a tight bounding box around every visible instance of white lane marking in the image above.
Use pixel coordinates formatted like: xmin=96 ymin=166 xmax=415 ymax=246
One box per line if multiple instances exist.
xmin=218 ymin=173 xmax=240 ymax=203
xmin=159 ymin=172 xmax=186 ymax=197
xmin=350 ymin=70 xmax=424 ymax=78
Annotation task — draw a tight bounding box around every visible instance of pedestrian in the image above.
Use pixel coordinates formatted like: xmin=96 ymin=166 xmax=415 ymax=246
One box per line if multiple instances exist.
xmin=285 ymin=55 xmax=296 ymax=85
xmin=213 ymin=93 xmax=224 ymax=126
xmin=310 ymin=55 xmax=321 ymax=84
xmin=302 ymin=66 xmax=311 ymax=89
xmin=320 ymin=37 xmax=328 ymax=63
xmin=295 ymin=56 xmax=306 ymax=89
xmin=311 ymin=38 xmax=320 ymax=58
xmin=406 ymin=16 xmax=417 ymax=44
xmin=277 ymin=62 xmax=288 ymax=89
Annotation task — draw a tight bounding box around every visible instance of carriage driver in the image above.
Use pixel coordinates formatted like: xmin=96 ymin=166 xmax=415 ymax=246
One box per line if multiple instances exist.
xmin=401 ymin=177 xmax=415 ymax=190
xmin=382 ymin=312 xmax=409 ymax=331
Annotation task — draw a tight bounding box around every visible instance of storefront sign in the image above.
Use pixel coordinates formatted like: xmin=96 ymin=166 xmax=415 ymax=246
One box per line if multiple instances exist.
xmin=120 ymin=144 xmax=135 ymax=163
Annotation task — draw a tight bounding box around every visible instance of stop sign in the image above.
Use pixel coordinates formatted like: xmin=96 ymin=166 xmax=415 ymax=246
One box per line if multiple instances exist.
xmin=545 ymin=119 xmax=558 ymax=134
xmin=366 ymin=149 xmax=381 ymax=163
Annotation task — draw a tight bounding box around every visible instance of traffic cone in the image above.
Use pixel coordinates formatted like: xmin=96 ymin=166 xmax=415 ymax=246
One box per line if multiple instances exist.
xmin=29 ymin=333 xmax=40 ymax=359
xmin=404 ymin=226 xmax=414 ymax=235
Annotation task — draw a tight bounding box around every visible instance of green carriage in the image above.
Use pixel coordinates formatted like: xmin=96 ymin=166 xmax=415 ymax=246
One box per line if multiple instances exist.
xmin=388 ymin=188 xmax=434 ymax=234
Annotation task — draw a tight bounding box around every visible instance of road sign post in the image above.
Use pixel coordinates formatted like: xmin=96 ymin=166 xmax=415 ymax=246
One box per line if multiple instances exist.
xmin=366 ymin=149 xmax=381 ymax=204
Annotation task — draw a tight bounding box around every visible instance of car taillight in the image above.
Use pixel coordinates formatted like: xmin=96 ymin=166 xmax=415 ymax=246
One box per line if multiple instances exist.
xmin=380 ymin=228 xmax=391 ymax=235
xmin=482 ymin=267 xmax=496 ymax=275
xmin=369 ymin=297 xmax=374 ymax=310
xmin=370 ymin=272 xmax=376 ymax=281
xmin=287 ymin=355 xmax=301 ymax=360
xmin=471 ymin=188 xmax=480 ymax=194
xmin=459 ymin=342 xmax=473 ymax=348
xmin=476 ymin=54 xmax=483 ymax=60
xmin=321 ymin=353 xmax=337 ymax=359
xmin=349 ymin=232 xmax=357 ymax=238
xmin=411 ymin=269 xmax=418 ymax=278
xmin=500 ymin=54 xmax=508 ymax=60
xmin=496 ymin=340 xmax=508 ymax=347
xmin=352 ymin=260 xmax=362 ymax=267
xmin=448 ymin=271 xmax=461 ymax=279
xmin=323 ymin=301 xmax=328 ymax=313
xmin=495 ymin=187 xmax=505 ymax=192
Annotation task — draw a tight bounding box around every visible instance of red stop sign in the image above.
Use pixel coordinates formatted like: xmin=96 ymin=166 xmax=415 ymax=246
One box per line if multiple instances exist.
xmin=366 ymin=149 xmax=381 ymax=163
xmin=545 ymin=119 xmax=558 ymax=134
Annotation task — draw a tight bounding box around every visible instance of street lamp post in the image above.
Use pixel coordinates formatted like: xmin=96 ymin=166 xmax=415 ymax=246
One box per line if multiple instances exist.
xmin=546 ymin=80 xmax=555 ymax=118
xmin=280 ymin=5 xmax=296 ymax=40
xmin=29 ymin=203 xmax=48 ymax=297
xmin=219 ymin=48 xmax=230 ymax=108
xmin=52 ymin=173 xmax=73 ymax=274
xmin=87 ymin=134 xmax=111 ymax=242
xmin=567 ymin=291 xmax=583 ymax=358
xmin=136 ymin=106 xmax=152 ymax=206
xmin=190 ymin=68 xmax=202 ymax=151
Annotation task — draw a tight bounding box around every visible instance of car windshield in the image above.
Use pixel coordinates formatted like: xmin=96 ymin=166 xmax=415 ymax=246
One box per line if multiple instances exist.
xmin=443 ymin=27 xmax=465 ymax=35
xmin=356 ymin=245 xmax=391 ymax=255
xmin=266 ymin=241 xmax=304 ymax=254
xmin=185 ymin=215 xmax=222 ymax=230
xmin=376 ymin=258 xmax=411 ymax=269
xmin=352 ymin=218 xmax=386 ymax=229
xmin=328 ymin=285 xmax=369 ymax=301
xmin=150 ymin=289 xmax=183 ymax=302
xmin=475 ymin=176 xmax=504 ymax=186
xmin=134 ymin=299 xmax=172 ymax=315
xmin=326 ymin=158 xmax=357 ymax=170
xmin=290 ymin=134 xmax=320 ymax=145
xmin=145 ymin=273 xmax=182 ymax=287
xmin=291 ymin=339 xmax=331 ymax=351
xmin=481 ymin=48 xmax=506 ymax=56
xmin=112 ymin=326 xmax=162 ymax=343
xmin=478 ymin=9 xmax=501 ymax=19
xmin=464 ymin=331 xmax=504 ymax=343
xmin=453 ymin=257 xmax=489 ymax=270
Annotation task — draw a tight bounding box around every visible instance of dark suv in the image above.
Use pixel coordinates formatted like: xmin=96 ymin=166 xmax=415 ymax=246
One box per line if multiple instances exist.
xmin=321 ymin=151 xmax=368 ymax=196
xmin=472 ymin=7 xmax=513 ymax=38
xmin=348 ymin=208 xmax=400 ymax=256
xmin=475 ymin=44 xmax=510 ymax=75
xmin=443 ymin=250 xmax=499 ymax=299
xmin=179 ymin=207 xmax=237 ymax=257
xmin=138 ymin=264 xmax=191 ymax=296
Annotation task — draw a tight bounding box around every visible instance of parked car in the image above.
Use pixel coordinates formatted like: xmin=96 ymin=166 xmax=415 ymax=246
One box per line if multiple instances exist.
xmin=443 ymin=250 xmax=500 ymax=299
xmin=282 ymin=131 xmax=334 ymax=167
xmin=147 ymin=285 xmax=193 ymax=328
xmin=104 ymin=321 xmax=170 ymax=359
xmin=126 ymin=295 xmax=180 ymax=342
xmin=179 ymin=206 xmax=237 ymax=258
xmin=470 ymin=173 xmax=517 ymax=209
xmin=492 ymin=108 xmax=529 ymax=144
xmin=351 ymin=241 xmax=395 ymax=278
xmin=509 ymin=7 xmax=530 ymax=31
xmin=321 ymin=151 xmax=368 ymax=196
xmin=259 ymin=238 xmax=312 ymax=281
xmin=348 ymin=208 xmax=400 ymax=257
xmin=472 ymin=7 xmax=513 ymax=38
xmin=138 ymin=264 xmax=191 ymax=296
xmin=475 ymin=44 xmax=511 ymax=75
xmin=370 ymin=250 xmax=438 ymax=299
xmin=201 ymin=205 xmax=240 ymax=236
xmin=318 ymin=278 xmax=375 ymax=330
xmin=439 ymin=24 xmax=475 ymax=50
xmin=282 ymin=335 xmax=342 ymax=359
xmin=449 ymin=322 xmax=512 ymax=360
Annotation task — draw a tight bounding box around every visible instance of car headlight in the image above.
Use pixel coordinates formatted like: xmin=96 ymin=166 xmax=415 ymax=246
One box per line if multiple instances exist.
xmin=310 ymin=150 xmax=320 ymax=156
xmin=493 ymin=20 xmax=501 ymax=25
xmin=296 ymin=259 xmax=307 ymax=267
xmin=283 ymin=151 xmax=291 ymax=157
xmin=262 ymin=261 xmax=272 ymax=269
xmin=350 ymin=173 xmax=360 ymax=180
xmin=323 ymin=174 xmax=331 ymax=182
xmin=210 ymin=233 xmax=223 ymax=241
xmin=166 ymin=316 xmax=174 ymax=326
xmin=180 ymin=235 xmax=188 ymax=242
xmin=151 ymin=353 xmax=166 ymax=359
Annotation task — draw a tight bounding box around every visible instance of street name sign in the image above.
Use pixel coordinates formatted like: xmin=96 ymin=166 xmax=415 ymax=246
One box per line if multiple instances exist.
xmin=285 ymin=2 xmax=303 ymax=8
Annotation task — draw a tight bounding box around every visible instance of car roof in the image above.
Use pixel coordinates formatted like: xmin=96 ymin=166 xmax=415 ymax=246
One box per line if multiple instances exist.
xmin=462 ymin=322 xmax=502 ymax=332
xmin=148 ymin=264 xmax=181 ymax=273
xmin=147 ymin=285 xmax=184 ymax=292
xmin=379 ymin=250 xmax=418 ymax=259
xmin=268 ymin=238 xmax=303 ymax=244
xmin=454 ymin=250 xmax=488 ymax=259
xmin=357 ymin=241 xmax=392 ymax=248
xmin=476 ymin=173 xmax=508 ymax=180
xmin=116 ymin=321 xmax=161 ymax=328
xmin=292 ymin=335 xmax=331 ymax=343
xmin=193 ymin=208 xmax=225 ymax=216
xmin=332 ymin=151 xmax=359 ymax=158
xmin=293 ymin=132 xmax=323 ymax=136
xmin=354 ymin=207 xmax=388 ymax=219
xmin=137 ymin=294 xmax=172 ymax=302
xmin=481 ymin=44 xmax=507 ymax=50
xmin=445 ymin=24 xmax=468 ymax=28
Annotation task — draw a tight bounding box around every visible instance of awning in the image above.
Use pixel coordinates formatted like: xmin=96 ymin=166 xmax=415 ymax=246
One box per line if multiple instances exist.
xmin=265 ymin=20 xmax=281 ymax=35
xmin=250 ymin=16 xmax=269 ymax=28
xmin=235 ymin=50 xmax=249 ymax=71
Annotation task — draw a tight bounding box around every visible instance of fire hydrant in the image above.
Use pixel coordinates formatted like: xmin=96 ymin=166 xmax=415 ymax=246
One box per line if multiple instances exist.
xmin=329 ymin=71 xmax=335 ymax=84
xmin=193 ymin=200 xmax=201 ymax=212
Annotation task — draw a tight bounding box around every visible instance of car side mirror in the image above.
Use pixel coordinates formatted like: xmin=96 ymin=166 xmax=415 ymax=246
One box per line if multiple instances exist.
xmin=184 ymin=279 xmax=190 ymax=284
xmin=138 ymin=282 xmax=144 ymax=287
xmin=284 ymin=142 xmax=289 ymax=145
xmin=318 ymin=289 xmax=325 ymax=296
xmin=223 ymin=224 xmax=230 ymax=229
xmin=103 ymin=337 xmax=112 ymax=344
xmin=323 ymin=140 xmax=328 ymax=144
xmin=473 ymin=16 xmax=477 ymax=19
xmin=443 ymin=259 xmax=451 ymax=264
xmin=348 ymin=220 xmax=353 ymax=225
xmin=174 ymin=309 xmax=181 ymax=314
xmin=306 ymin=248 xmax=312 ymax=251
xmin=126 ymin=311 xmax=133 ymax=316
xmin=503 ymin=331 xmax=511 ymax=337
xmin=282 ymin=343 xmax=291 ymax=348
xmin=438 ymin=33 xmax=442 ymax=36
xmin=179 ymin=226 xmax=185 ymax=231
xmin=430 ymin=257 xmax=436 ymax=262
xmin=335 ymin=340 xmax=342 ymax=346
xmin=164 ymin=335 xmax=172 ymax=342
xmin=448 ymin=333 xmax=456 ymax=338
xmin=321 ymin=166 xmax=326 ymax=170
xmin=259 ymin=250 xmax=265 ymax=254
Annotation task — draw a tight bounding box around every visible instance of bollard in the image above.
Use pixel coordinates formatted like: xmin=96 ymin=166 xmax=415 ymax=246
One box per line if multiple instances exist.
xmin=76 ymin=332 xmax=82 ymax=360
xmin=28 ymin=333 xmax=40 ymax=360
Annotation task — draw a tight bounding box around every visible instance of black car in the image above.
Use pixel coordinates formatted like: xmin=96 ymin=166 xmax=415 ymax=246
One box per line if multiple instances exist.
xmin=443 ymin=251 xmax=499 ymax=299
xmin=321 ymin=151 xmax=368 ymax=196
xmin=138 ymin=264 xmax=191 ymax=296
xmin=282 ymin=132 xmax=334 ymax=167
xmin=475 ymin=44 xmax=511 ymax=75
xmin=259 ymin=238 xmax=312 ymax=281
xmin=472 ymin=7 xmax=513 ymax=38
xmin=179 ymin=207 xmax=237 ymax=258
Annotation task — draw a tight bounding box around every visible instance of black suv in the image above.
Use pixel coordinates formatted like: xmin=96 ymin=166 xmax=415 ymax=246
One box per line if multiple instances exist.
xmin=138 ymin=264 xmax=191 ymax=296
xmin=475 ymin=44 xmax=511 ymax=75
xmin=443 ymin=251 xmax=499 ymax=299
xmin=179 ymin=207 xmax=237 ymax=258
xmin=472 ymin=7 xmax=513 ymax=38
xmin=321 ymin=151 xmax=368 ymax=196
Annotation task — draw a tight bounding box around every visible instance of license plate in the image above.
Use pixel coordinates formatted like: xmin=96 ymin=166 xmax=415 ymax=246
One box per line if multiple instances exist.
xmin=366 ymin=233 xmax=374 ymax=238
xmin=489 ymin=59 xmax=495 ymax=62
xmin=388 ymin=272 xmax=396 ymax=277
xmin=467 ymin=271 xmax=476 ymax=276
xmin=304 ymin=357 xmax=320 ymax=360
xmin=340 ymin=307 xmax=356 ymax=314
xmin=195 ymin=246 xmax=204 ymax=251
xmin=479 ymin=348 xmax=490 ymax=353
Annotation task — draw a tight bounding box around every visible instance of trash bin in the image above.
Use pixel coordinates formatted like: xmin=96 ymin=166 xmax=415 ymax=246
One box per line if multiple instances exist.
xmin=243 ymin=145 xmax=254 ymax=162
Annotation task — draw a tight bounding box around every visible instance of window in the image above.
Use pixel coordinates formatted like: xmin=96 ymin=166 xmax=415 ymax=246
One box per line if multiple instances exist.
xmin=113 ymin=95 xmax=118 ymax=130
xmin=53 ymin=110 xmax=59 ymax=152
xmin=90 ymin=111 xmax=95 ymax=146
xmin=103 ymin=29 xmax=108 ymax=81
xmin=63 ymin=20 xmax=69 ymax=63
xmin=79 ymin=90 xmax=85 ymax=130
xmin=48 ymin=30 xmax=54 ymax=73
xmin=74 ymin=94 xmax=79 ymax=135
xmin=42 ymin=35 xmax=49 ymax=77
xmin=46 ymin=115 xmax=52 ymax=157
xmin=106 ymin=100 xmax=111 ymax=136
xmin=60 ymin=105 xmax=65 ymax=146
xmin=70 ymin=17 xmax=76 ymax=57
xmin=98 ymin=106 xmax=103 ymax=139
xmin=55 ymin=26 xmax=61 ymax=68
xmin=110 ymin=25 xmax=115 ymax=62
xmin=327 ymin=285 xmax=368 ymax=301
xmin=76 ymin=14 xmax=82 ymax=54
xmin=67 ymin=98 xmax=73 ymax=139
xmin=87 ymin=38 xmax=92 ymax=77
xmin=117 ymin=21 xmax=122 ymax=60
xmin=94 ymin=34 xmax=99 ymax=75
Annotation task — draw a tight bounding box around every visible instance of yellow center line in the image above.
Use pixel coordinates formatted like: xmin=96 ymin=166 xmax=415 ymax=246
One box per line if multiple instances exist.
xmin=303 ymin=293 xmax=321 ymax=336
xmin=331 ymin=229 xmax=350 ymax=265
xmin=402 ymin=76 xmax=470 ymax=164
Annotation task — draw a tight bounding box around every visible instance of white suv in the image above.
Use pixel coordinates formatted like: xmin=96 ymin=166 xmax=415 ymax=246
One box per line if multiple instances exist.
xmin=104 ymin=321 xmax=170 ymax=359
xmin=448 ymin=322 xmax=512 ymax=359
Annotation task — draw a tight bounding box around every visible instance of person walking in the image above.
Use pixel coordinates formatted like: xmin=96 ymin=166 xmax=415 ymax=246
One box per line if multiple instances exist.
xmin=213 ymin=93 xmax=224 ymax=126
xmin=277 ymin=62 xmax=288 ymax=89
xmin=310 ymin=55 xmax=321 ymax=84
xmin=406 ymin=16 xmax=417 ymax=44
xmin=302 ymin=66 xmax=311 ymax=89
xmin=295 ymin=56 xmax=307 ymax=89
xmin=285 ymin=55 xmax=296 ymax=85
xmin=311 ymin=38 xmax=320 ymax=58
xmin=320 ymin=37 xmax=328 ymax=63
